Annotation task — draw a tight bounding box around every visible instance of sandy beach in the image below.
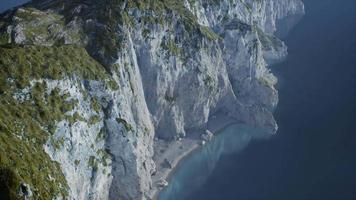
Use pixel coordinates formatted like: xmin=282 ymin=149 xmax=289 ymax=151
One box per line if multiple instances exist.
xmin=148 ymin=113 xmax=236 ymax=200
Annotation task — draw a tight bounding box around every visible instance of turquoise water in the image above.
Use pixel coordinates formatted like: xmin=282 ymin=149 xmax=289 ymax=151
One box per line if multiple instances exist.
xmin=184 ymin=1 xmax=356 ymax=200
xmin=158 ymin=124 xmax=270 ymax=200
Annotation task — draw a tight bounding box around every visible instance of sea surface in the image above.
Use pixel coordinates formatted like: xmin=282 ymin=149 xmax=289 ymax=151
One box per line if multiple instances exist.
xmin=158 ymin=124 xmax=272 ymax=200
xmin=160 ymin=0 xmax=356 ymax=200
xmin=0 ymin=0 xmax=29 ymax=13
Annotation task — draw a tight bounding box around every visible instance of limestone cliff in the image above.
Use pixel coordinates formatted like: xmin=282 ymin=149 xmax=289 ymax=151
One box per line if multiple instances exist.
xmin=0 ymin=0 xmax=304 ymax=199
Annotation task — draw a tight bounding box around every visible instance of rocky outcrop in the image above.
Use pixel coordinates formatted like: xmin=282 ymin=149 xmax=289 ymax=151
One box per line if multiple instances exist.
xmin=0 ymin=0 xmax=304 ymax=199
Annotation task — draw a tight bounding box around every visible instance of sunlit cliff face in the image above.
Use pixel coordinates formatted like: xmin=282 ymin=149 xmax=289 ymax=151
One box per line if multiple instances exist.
xmin=0 ymin=0 xmax=303 ymax=199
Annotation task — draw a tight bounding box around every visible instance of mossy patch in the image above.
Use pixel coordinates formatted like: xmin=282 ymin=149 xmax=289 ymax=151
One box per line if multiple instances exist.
xmin=87 ymin=156 xmax=98 ymax=172
xmin=0 ymin=44 xmax=116 ymax=93
xmin=96 ymin=128 xmax=107 ymax=142
xmin=74 ymin=160 xmax=80 ymax=167
xmin=116 ymin=118 xmax=133 ymax=132
xmin=162 ymin=38 xmax=181 ymax=56
xmin=91 ymin=98 xmax=102 ymax=113
xmin=88 ymin=115 xmax=101 ymax=125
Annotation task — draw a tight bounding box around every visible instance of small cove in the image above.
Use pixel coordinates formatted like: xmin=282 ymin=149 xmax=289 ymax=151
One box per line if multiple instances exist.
xmin=158 ymin=124 xmax=271 ymax=200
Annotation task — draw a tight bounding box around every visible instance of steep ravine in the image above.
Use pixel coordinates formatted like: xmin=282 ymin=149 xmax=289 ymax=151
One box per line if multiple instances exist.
xmin=0 ymin=0 xmax=304 ymax=200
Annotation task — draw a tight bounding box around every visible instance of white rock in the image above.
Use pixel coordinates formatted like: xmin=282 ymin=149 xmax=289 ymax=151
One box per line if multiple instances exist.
xmin=201 ymin=130 xmax=214 ymax=142
xmin=157 ymin=179 xmax=169 ymax=188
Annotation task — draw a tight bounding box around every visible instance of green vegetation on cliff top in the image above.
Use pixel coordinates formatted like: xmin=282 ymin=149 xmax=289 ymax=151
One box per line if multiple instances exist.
xmin=0 ymin=44 xmax=117 ymax=199
xmin=0 ymin=0 xmax=227 ymax=199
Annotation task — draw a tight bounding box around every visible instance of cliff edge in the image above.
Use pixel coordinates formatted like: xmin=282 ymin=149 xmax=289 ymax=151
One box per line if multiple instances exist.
xmin=0 ymin=0 xmax=304 ymax=199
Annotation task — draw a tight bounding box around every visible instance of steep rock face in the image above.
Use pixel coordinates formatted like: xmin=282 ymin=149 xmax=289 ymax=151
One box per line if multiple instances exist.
xmin=0 ymin=0 xmax=304 ymax=200
xmin=130 ymin=0 xmax=305 ymax=139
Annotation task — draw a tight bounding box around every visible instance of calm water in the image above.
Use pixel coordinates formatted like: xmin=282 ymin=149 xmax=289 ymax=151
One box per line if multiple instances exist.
xmin=0 ymin=0 xmax=29 ymax=13
xmin=163 ymin=0 xmax=356 ymax=200
xmin=158 ymin=124 xmax=272 ymax=200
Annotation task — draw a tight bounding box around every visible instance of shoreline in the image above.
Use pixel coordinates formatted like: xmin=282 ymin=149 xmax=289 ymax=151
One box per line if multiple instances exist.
xmin=161 ymin=122 xmax=238 ymax=184
xmin=148 ymin=113 xmax=236 ymax=200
